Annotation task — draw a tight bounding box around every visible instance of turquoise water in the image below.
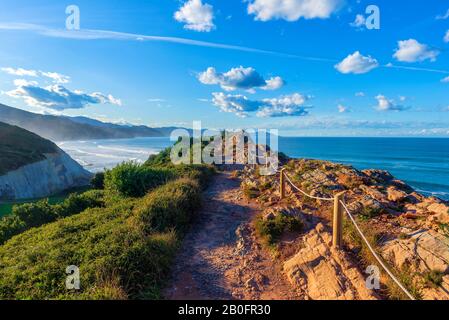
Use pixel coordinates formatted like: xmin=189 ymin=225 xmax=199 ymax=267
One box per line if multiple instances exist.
xmin=279 ymin=137 xmax=449 ymax=200
xmin=59 ymin=136 xmax=449 ymax=200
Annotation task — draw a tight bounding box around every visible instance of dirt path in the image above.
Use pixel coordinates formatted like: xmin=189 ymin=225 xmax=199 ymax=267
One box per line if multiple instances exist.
xmin=164 ymin=172 xmax=302 ymax=300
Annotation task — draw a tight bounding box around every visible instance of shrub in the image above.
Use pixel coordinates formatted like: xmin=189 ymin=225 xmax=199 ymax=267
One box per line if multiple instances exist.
xmin=255 ymin=214 xmax=303 ymax=248
xmin=0 ymin=176 xmax=204 ymax=299
xmin=104 ymin=162 xmax=174 ymax=198
xmin=91 ymin=172 xmax=105 ymax=189
xmin=134 ymin=178 xmax=202 ymax=234
xmin=0 ymin=190 xmax=104 ymax=245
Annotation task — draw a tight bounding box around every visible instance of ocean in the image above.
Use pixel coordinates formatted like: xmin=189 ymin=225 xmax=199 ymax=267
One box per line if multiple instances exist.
xmin=58 ymin=137 xmax=449 ymax=201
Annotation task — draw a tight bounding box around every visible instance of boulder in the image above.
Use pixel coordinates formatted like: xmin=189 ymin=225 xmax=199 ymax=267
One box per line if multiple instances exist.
xmin=381 ymin=229 xmax=449 ymax=274
xmin=427 ymin=203 xmax=449 ymax=224
xmin=387 ymin=186 xmax=408 ymax=202
xmin=283 ymin=223 xmax=378 ymax=300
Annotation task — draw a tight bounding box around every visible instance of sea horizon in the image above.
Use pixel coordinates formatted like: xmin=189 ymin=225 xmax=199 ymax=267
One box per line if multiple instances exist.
xmin=59 ymin=136 xmax=449 ymax=201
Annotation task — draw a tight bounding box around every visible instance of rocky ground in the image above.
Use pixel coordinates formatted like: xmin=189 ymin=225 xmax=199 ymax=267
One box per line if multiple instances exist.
xmin=165 ymin=157 xmax=449 ymax=300
xmin=240 ymin=158 xmax=449 ymax=300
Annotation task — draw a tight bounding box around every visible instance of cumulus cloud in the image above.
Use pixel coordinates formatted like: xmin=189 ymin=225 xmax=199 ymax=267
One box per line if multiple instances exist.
xmin=355 ymin=92 xmax=365 ymax=97
xmin=198 ymin=66 xmax=285 ymax=92
xmin=247 ymin=0 xmax=342 ymax=21
xmin=445 ymin=30 xmax=449 ymax=43
xmin=257 ymin=93 xmax=310 ymax=117
xmin=441 ymin=76 xmax=449 ymax=83
xmin=174 ymin=0 xmax=215 ymax=32
xmin=375 ymin=95 xmax=409 ymax=112
xmin=211 ymin=92 xmax=310 ymax=118
xmin=4 ymin=82 xmax=121 ymax=111
xmin=393 ymin=39 xmax=439 ymax=63
xmin=335 ymin=51 xmax=379 ymax=74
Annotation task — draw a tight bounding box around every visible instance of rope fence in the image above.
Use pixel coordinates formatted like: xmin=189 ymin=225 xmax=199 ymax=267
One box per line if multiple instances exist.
xmin=339 ymin=200 xmax=415 ymax=300
xmin=278 ymin=168 xmax=416 ymax=300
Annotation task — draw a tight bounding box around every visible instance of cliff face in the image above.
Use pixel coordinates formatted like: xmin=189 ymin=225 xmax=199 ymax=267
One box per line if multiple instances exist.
xmin=0 ymin=150 xmax=92 ymax=200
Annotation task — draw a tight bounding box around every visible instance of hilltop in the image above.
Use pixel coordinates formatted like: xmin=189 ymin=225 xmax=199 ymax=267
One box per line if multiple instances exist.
xmin=0 ymin=103 xmax=182 ymax=141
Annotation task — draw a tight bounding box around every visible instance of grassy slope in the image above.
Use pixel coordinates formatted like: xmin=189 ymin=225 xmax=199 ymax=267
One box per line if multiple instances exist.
xmin=0 ymin=122 xmax=58 ymax=176
xmin=0 ymin=160 xmax=214 ymax=299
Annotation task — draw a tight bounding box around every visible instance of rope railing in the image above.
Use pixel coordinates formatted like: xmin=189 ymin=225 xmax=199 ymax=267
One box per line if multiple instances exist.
xmin=339 ymin=200 xmax=416 ymax=300
xmin=276 ymin=166 xmax=416 ymax=300
xmin=283 ymin=171 xmax=334 ymax=202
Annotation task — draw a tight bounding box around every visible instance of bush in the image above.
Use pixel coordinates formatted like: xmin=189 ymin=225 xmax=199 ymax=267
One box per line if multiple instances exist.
xmin=0 ymin=176 xmax=204 ymax=300
xmin=104 ymin=162 xmax=174 ymax=198
xmin=91 ymin=172 xmax=105 ymax=189
xmin=134 ymin=178 xmax=201 ymax=234
xmin=255 ymin=214 xmax=303 ymax=248
xmin=0 ymin=190 xmax=104 ymax=245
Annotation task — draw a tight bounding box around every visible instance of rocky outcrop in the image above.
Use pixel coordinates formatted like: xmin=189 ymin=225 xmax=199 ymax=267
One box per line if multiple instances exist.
xmin=0 ymin=151 xmax=92 ymax=200
xmin=283 ymin=223 xmax=378 ymax=300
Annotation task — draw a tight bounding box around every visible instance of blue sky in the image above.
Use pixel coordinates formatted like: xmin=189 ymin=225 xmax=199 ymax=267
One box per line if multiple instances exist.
xmin=0 ymin=0 xmax=448 ymax=136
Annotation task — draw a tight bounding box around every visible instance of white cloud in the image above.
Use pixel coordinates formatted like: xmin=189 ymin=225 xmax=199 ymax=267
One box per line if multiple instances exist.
xmin=247 ymin=0 xmax=342 ymax=21
xmin=1 ymin=67 xmax=71 ymax=84
xmin=4 ymin=81 xmax=121 ymax=111
xmin=40 ymin=71 xmax=70 ymax=84
xmin=350 ymin=14 xmax=365 ymax=28
xmin=355 ymin=91 xmax=365 ymax=97
xmin=174 ymin=0 xmax=215 ymax=32
xmin=335 ymin=51 xmax=379 ymax=74
xmin=393 ymin=39 xmax=439 ymax=63
xmin=211 ymin=92 xmax=260 ymax=117
xmin=442 ymin=76 xmax=449 ymax=83
xmin=436 ymin=9 xmax=449 ymax=20
xmin=337 ymin=104 xmax=349 ymax=113
xmin=445 ymin=30 xmax=449 ymax=43
xmin=257 ymin=93 xmax=310 ymax=117
xmin=198 ymin=66 xmax=285 ymax=92
xmin=211 ymin=92 xmax=310 ymax=118
xmin=1 ymin=67 xmax=38 ymax=77
xmin=375 ymin=95 xmax=409 ymax=112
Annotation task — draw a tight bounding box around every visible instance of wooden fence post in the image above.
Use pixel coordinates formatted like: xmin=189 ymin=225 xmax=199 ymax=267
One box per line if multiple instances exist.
xmin=332 ymin=191 xmax=346 ymax=249
xmin=280 ymin=168 xmax=286 ymax=199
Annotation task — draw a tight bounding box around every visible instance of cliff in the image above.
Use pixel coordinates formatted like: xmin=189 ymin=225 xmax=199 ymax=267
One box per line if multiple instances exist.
xmin=0 ymin=122 xmax=92 ymax=200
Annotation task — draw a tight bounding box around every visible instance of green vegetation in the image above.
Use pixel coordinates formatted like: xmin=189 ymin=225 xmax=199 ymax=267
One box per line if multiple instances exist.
xmin=359 ymin=206 xmax=383 ymax=219
xmin=0 ymin=122 xmax=58 ymax=176
xmin=90 ymin=172 xmax=105 ymax=190
xmin=255 ymin=214 xmax=303 ymax=249
xmin=0 ymin=190 xmax=105 ymax=245
xmin=0 ymin=142 xmax=215 ymax=299
xmin=423 ymin=270 xmax=444 ymax=288
xmin=104 ymin=161 xmax=174 ymax=198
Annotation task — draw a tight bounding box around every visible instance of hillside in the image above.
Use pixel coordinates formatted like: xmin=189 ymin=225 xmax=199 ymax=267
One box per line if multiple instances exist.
xmin=0 ymin=122 xmax=58 ymax=175
xmin=0 ymin=103 xmax=178 ymax=141
xmin=0 ymin=121 xmax=92 ymax=200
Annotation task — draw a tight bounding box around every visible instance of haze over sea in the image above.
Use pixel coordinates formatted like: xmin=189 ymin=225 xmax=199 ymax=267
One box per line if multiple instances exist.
xmin=59 ymin=137 xmax=449 ymax=201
